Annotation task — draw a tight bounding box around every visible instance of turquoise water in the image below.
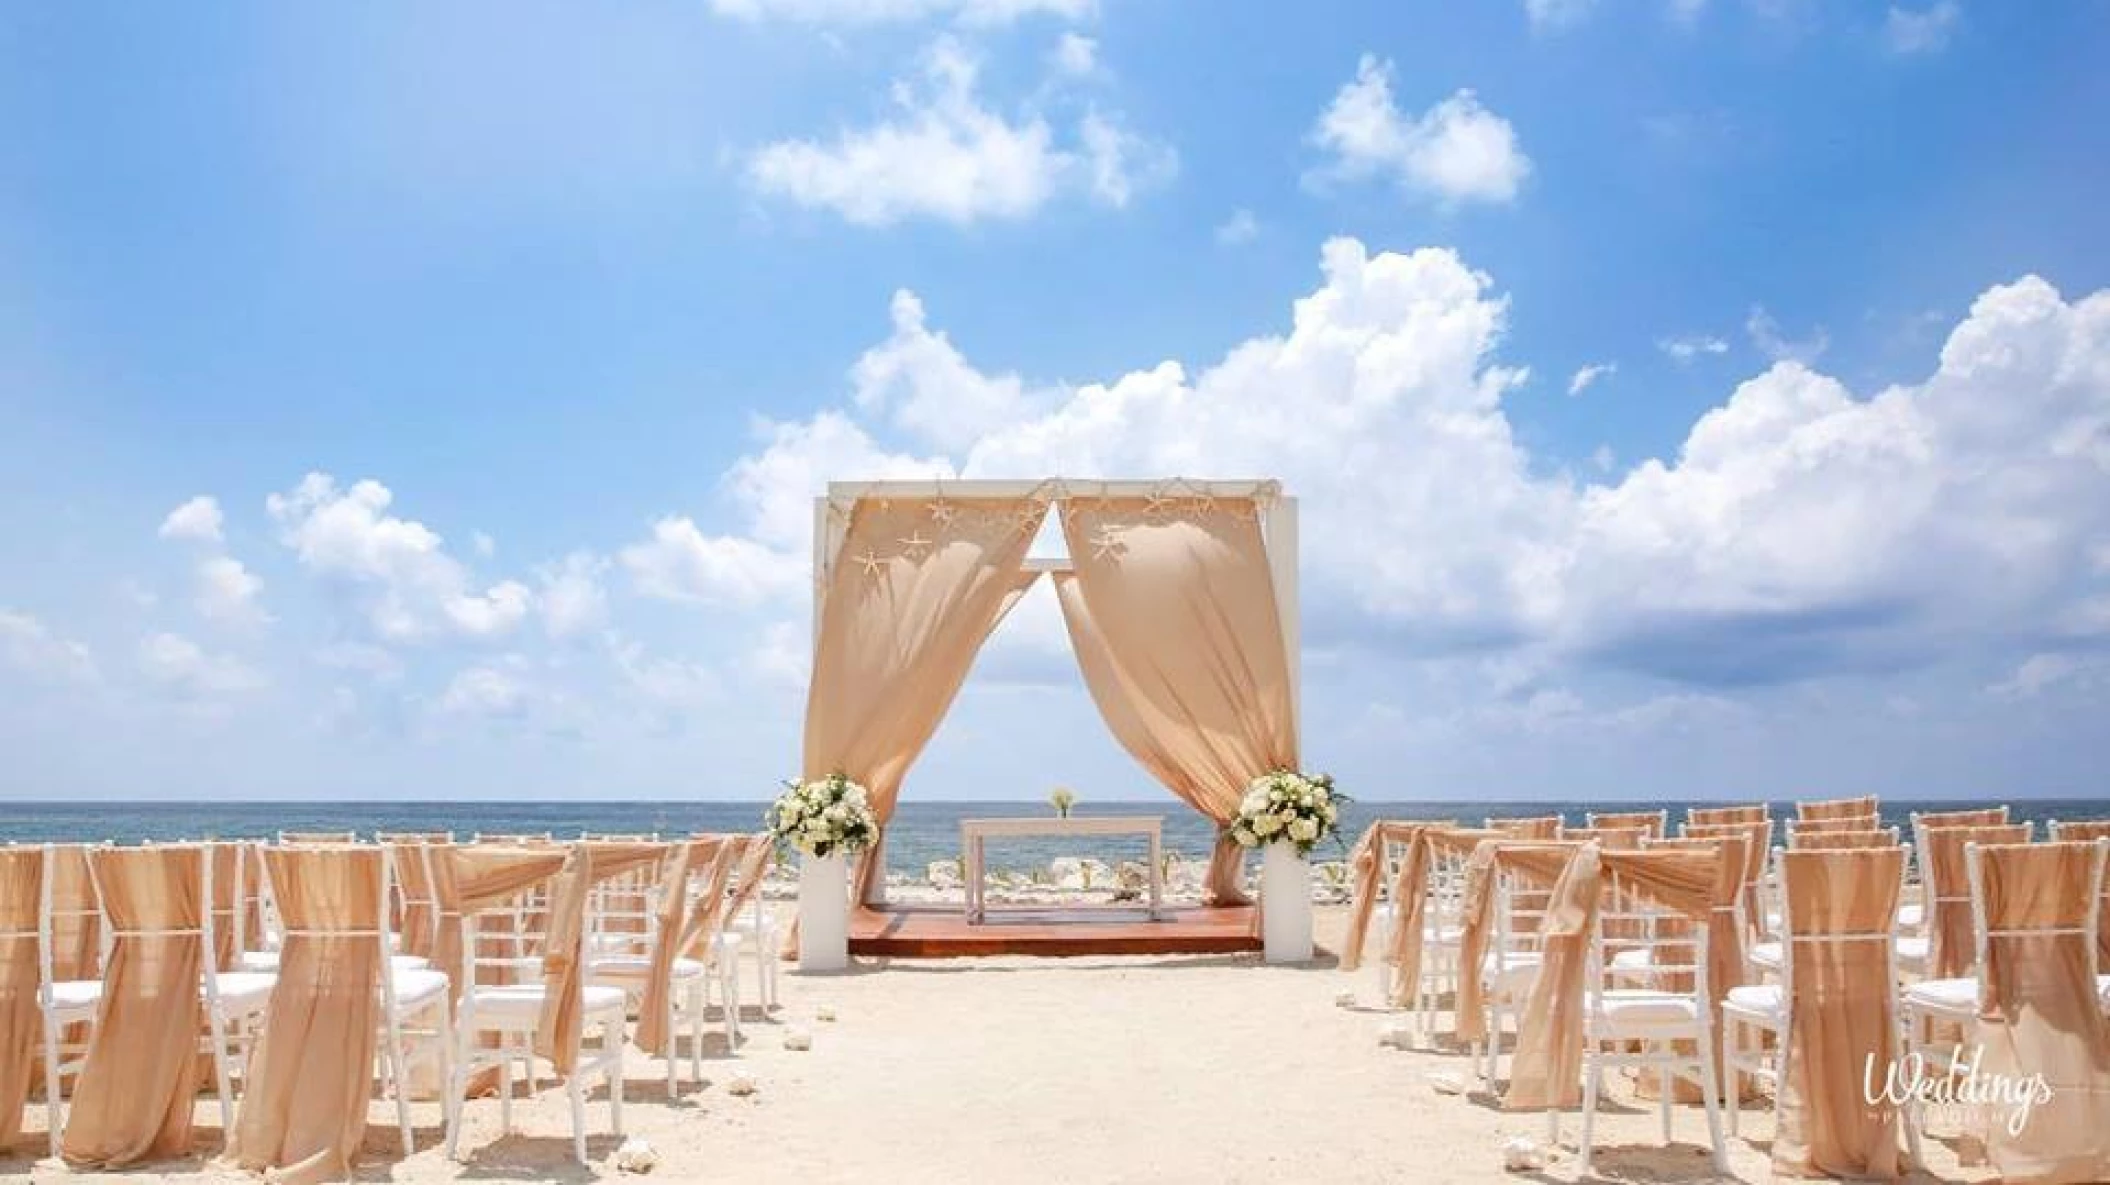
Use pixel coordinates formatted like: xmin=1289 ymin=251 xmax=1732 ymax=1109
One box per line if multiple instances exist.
xmin=3 ymin=798 xmax=2105 ymax=877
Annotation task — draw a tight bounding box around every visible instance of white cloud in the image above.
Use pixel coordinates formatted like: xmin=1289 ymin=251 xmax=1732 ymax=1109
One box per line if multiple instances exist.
xmin=1568 ymin=362 xmax=1616 ymax=396
xmin=708 ymin=0 xmax=1093 ymax=26
xmin=195 ymin=556 xmax=268 ymax=627
xmin=621 ymin=517 xmax=805 ymax=608
xmin=315 ymin=641 xmax=405 ymax=681
xmin=1215 ymin=208 xmax=1260 ymax=246
xmin=266 ymin=473 xmax=534 ymax=643
xmin=1657 ymin=333 xmax=1729 ymax=362
xmin=1886 ymin=2 xmax=1960 ymax=55
xmin=1989 ymin=653 xmax=2104 ymax=699
xmin=746 ymin=37 xmax=1171 ymax=226
xmin=138 ymin=632 xmax=264 ymax=696
xmin=705 ymin=241 xmax=2110 ymax=692
xmin=0 ymin=610 xmax=99 ymax=685
xmin=852 ymin=290 xmax=1038 ymax=450
xmin=610 ymin=635 xmax=722 ymax=711
xmin=158 ymin=495 xmax=224 ymax=544
xmin=472 ymin=531 xmax=497 ymax=558
xmin=1308 ymin=57 xmax=1530 ymax=206
xmin=436 ymin=663 xmax=530 ymax=718
xmin=538 ymin=552 xmax=610 ymax=639
xmin=1051 ymin=32 xmax=1097 ymax=76
xmin=1745 ymin=305 xmax=1830 ymax=363
xmin=1525 ymin=0 xmax=1595 ymax=33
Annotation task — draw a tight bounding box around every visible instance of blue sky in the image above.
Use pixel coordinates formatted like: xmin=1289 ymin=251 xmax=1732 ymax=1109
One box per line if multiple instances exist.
xmin=2 ymin=0 xmax=2107 ymax=803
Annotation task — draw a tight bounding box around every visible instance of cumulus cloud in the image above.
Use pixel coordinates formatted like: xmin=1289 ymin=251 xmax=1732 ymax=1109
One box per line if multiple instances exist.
xmin=138 ymin=632 xmax=264 ymax=696
xmin=852 ymin=290 xmax=1040 ymax=450
xmin=266 ymin=473 xmax=533 ymax=643
xmin=1658 ymin=333 xmax=1729 ymax=362
xmin=436 ymin=663 xmax=530 ymax=718
xmin=0 ymin=610 xmax=100 ymax=686
xmin=538 ymin=552 xmax=610 ymax=640
xmin=1051 ymin=32 xmax=1097 ymax=75
xmin=1886 ymin=2 xmax=1959 ymax=55
xmin=1568 ymin=362 xmax=1616 ymax=396
xmin=195 ymin=556 xmax=268 ymax=628
xmin=620 ymin=518 xmax=805 ymax=608
xmin=158 ymin=495 xmax=224 ymax=544
xmin=709 ymin=0 xmax=1093 ymax=26
xmin=746 ymin=36 xmax=1171 ymax=226
xmin=697 ymin=239 xmax=2110 ymax=693
xmin=1308 ymin=57 xmax=1530 ymax=206
xmin=1988 ymin=652 xmax=2103 ymax=699
xmin=1525 ymin=0 xmax=1595 ymax=33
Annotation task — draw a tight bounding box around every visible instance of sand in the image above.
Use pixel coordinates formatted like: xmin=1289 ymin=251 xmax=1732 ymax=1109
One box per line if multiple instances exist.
xmin=5 ymin=904 xmax=1994 ymax=1183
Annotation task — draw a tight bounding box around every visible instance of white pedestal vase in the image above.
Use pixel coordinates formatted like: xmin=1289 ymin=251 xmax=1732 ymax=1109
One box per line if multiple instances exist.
xmin=1262 ymin=841 xmax=1314 ymax=964
xmin=797 ymin=851 xmax=849 ymax=973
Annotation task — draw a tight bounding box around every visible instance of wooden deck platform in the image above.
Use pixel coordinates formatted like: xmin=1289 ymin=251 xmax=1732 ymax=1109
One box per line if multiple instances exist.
xmin=848 ymin=903 xmax=1262 ymax=958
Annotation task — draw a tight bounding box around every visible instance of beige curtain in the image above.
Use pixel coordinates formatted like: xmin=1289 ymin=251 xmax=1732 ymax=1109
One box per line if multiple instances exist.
xmin=62 ymin=846 xmax=207 ymax=1168
xmin=1797 ymin=795 xmax=1879 ymax=821
xmin=806 ymin=495 xmax=1047 ymax=904
xmin=226 ymin=847 xmax=386 ymax=1184
xmin=1974 ymin=841 xmax=2110 ymax=1183
xmin=1922 ymin=823 xmax=2031 ymax=979
xmin=0 ymin=847 xmax=41 ymax=1152
xmin=1773 ymin=846 xmax=1907 ymax=1180
xmin=1053 ymin=497 xmax=1296 ymax=907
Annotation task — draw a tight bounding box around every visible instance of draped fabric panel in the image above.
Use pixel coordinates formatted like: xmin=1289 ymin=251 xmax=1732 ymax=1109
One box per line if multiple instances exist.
xmin=1684 ymin=819 xmax=1774 ymax=943
xmin=48 ymin=844 xmax=100 ymax=982
xmin=1689 ymin=803 xmax=1771 ymax=826
xmin=1797 ymin=795 xmax=1880 ymax=821
xmin=535 ymin=842 xmax=669 ymax=1074
xmin=1922 ymin=823 xmax=2031 ymax=980
xmin=62 ymin=846 xmax=207 ymax=1168
xmin=1487 ymin=816 xmax=1563 ymax=839
xmin=1773 ymin=846 xmax=1907 ymax=1180
xmin=1641 ymin=836 xmax=1752 ymax=1099
xmin=637 ymin=837 xmax=727 ymax=1057
xmin=227 ymin=846 xmax=386 ymax=1185
xmin=2051 ymin=819 xmax=2110 ymax=966
xmin=805 ymin=496 xmax=1048 ymax=904
xmin=1053 ymin=497 xmax=1296 ymax=906
xmin=0 ymin=848 xmax=42 ymax=1152
xmin=386 ymin=840 xmax=442 ymax=961
xmin=1338 ymin=821 xmax=1453 ymax=972
xmin=427 ymin=844 xmax=573 ymax=1097
xmin=1454 ymin=841 xmax=1581 ymax=1046
xmin=1973 ymin=841 xmax=2110 ymax=1183
xmin=1586 ymin=811 xmax=1666 ymax=839
xmin=1792 ymin=813 xmax=1881 ymax=835
xmin=1792 ymin=828 xmax=1900 ymax=850
xmin=1917 ymin=805 xmax=2009 ymax=828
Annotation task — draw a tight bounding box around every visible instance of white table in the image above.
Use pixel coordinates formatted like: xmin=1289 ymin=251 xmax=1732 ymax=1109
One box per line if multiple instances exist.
xmin=960 ymin=816 xmax=1164 ymax=923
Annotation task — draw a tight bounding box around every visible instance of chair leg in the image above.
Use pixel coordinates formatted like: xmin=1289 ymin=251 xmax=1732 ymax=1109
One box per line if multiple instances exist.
xmin=1579 ymin=1046 xmax=1600 ymax=1176
xmin=607 ymin=1015 xmax=625 ymax=1135
xmin=435 ymin=1005 xmax=458 ymax=1159
xmin=1725 ymin=1020 xmax=1742 ymax=1138
xmin=42 ymin=1014 xmax=63 ymax=1159
xmin=1658 ymin=1062 xmax=1672 ymax=1144
xmin=665 ymin=988 xmax=678 ymax=1098
xmin=568 ymin=1074 xmax=588 ymax=1165
xmin=1697 ymin=1027 xmax=1728 ymax=1174
xmin=499 ymin=1052 xmax=514 ymax=1135
xmin=207 ymin=1007 xmax=236 ymax=1140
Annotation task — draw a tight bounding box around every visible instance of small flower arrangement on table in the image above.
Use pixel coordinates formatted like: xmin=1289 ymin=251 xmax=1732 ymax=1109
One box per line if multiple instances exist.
xmin=1227 ymin=770 xmax=1342 ymax=856
xmin=767 ymin=773 xmax=878 ymax=858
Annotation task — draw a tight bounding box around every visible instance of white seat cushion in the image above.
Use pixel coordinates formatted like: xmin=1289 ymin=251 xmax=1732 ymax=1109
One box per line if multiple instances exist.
xmin=48 ymin=979 xmax=101 ymax=1013
xmin=1608 ymin=948 xmax=1653 ymax=977
xmin=1750 ymin=940 xmax=1783 ymax=970
xmin=1723 ymin=982 xmax=1784 ymax=1017
xmin=470 ymin=982 xmax=627 ymax=1017
xmin=210 ymin=970 xmax=277 ymax=1013
xmin=1902 ymin=976 xmax=1977 ymax=1014
xmin=590 ymin=954 xmax=705 ymax=980
xmin=389 ymin=967 xmax=451 ymax=1009
xmin=1372 ymin=906 xmax=1463 ymax=946
xmin=2098 ymin=974 xmax=2109 ymax=1010
xmin=1897 ymin=902 xmax=1925 ymax=930
xmin=1590 ymin=990 xmax=1701 ymax=1024
xmin=1895 ymin=935 xmax=1930 ymax=966
xmin=1481 ymin=952 xmax=1543 ymax=994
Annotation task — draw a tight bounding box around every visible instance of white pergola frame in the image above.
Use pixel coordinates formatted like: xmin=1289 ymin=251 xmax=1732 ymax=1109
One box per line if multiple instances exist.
xmin=811 ymin=478 xmax=1300 ymax=733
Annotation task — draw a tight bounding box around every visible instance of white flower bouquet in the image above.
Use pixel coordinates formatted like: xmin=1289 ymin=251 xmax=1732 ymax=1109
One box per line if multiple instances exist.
xmin=767 ymin=773 xmax=878 ymax=859
xmin=1227 ymin=769 xmax=1342 ymax=857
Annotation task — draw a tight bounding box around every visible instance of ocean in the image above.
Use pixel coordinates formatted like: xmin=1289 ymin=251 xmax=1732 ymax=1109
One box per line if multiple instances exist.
xmin=3 ymin=798 xmax=2105 ymax=878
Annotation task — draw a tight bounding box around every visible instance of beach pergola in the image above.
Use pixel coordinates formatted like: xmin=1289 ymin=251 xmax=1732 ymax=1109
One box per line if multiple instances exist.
xmin=797 ymin=478 xmax=1306 ymax=965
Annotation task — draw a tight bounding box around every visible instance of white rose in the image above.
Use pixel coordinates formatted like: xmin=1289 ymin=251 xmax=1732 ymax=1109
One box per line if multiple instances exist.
xmin=1253 ymin=814 xmax=1281 ymax=838
xmin=1232 ymin=827 xmax=1258 ymax=848
xmin=1288 ymin=818 xmax=1318 ymax=843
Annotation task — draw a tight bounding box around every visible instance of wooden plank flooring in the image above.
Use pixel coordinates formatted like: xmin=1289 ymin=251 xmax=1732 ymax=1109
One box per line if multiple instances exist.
xmin=848 ymin=903 xmax=1262 ymax=958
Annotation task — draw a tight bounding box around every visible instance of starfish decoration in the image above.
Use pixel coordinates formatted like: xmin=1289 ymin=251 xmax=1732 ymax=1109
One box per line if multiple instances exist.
xmin=1143 ymin=489 xmax=1174 ymax=521
xmin=1089 ymin=524 xmax=1125 ymax=562
xmin=1010 ymin=505 xmax=1043 ymax=536
xmin=897 ymin=531 xmax=932 ymax=560
xmin=854 ymin=550 xmax=886 ymax=578
xmin=1229 ymin=499 xmax=1259 ymax=523
xmin=1188 ymin=492 xmax=1217 ymax=517
xmin=927 ymin=499 xmax=959 ymax=530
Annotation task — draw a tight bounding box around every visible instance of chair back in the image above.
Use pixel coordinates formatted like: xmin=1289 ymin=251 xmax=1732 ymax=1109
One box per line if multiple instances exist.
xmin=1917 ymin=821 xmax=2031 ymax=979
xmin=1486 ymin=815 xmax=1562 ymax=839
xmin=1688 ymin=803 xmax=1770 ymax=826
xmin=2050 ymin=820 xmax=2110 ymax=966
xmin=1796 ymin=794 xmax=1878 ymax=822
xmin=1790 ymin=826 xmax=1900 ymax=851
xmin=1788 ymin=813 xmax=1880 ymax=836
xmin=279 ymin=831 xmax=356 ymax=845
xmin=45 ymin=844 xmax=101 ymax=982
xmin=1913 ymin=805 xmax=2008 ymax=829
xmin=1586 ymin=810 xmax=1666 ymax=839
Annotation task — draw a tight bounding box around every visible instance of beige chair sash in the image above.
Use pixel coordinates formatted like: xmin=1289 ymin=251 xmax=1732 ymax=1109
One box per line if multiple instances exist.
xmin=1796 ymin=794 xmax=1878 ymax=822
xmin=1922 ymin=823 xmax=2031 ymax=979
xmin=0 ymin=847 xmax=43 ymax=1152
